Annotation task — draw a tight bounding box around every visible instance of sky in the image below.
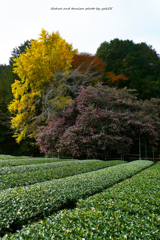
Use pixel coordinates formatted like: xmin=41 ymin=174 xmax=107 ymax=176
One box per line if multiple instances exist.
xmin=1 ymin=0 xmax=160 ymax=65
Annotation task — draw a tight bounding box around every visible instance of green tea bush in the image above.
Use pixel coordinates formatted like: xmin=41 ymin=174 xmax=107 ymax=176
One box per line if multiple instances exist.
xmin=3 ymin=161 xmax=159 ymax=240
xmin=0 ymin=155 xmax=25 ymax=160
xmin=0 ymin=159 xmax=105 ymax=175
xmin=0 ymin=160 xmax=125 ymax=190
xmin=0 ymin=160 xmax=153 ymax=236
xmin=0 ymin=158 xmax=77 ymax=167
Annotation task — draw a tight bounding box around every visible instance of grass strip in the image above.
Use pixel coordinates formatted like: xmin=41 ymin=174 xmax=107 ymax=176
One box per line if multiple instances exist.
xmin=0 ymin=160 xmax=153 ymax=236
xmin=0 ymin=160 xmax=126 ymax=190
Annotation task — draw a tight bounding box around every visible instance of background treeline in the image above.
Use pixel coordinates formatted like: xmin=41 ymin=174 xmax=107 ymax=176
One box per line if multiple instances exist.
xmin=0 ymin=35 xmax=160 ymax=157
xmin=0 ymin=40 xmax=41 ymax=156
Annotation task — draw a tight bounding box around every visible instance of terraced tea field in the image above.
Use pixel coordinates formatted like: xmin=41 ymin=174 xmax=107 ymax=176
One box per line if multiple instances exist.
xmin=0 ymin=155 xmax=159 ymax=239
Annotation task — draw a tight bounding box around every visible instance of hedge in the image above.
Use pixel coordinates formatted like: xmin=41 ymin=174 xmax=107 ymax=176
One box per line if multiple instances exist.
xmin=0 ymin=159 xmax=104 ymax=175
xmin=0 ymin=155 xmax=27 ymax=160
xmin=3 ymin=161 xmax=159 ymax=240
xmin=0 ymin=158 xmax=77 ymax=168
xmin=0 ymin=160 xmax=153 ymax=236
xmin=0 ymin=160 xmax=126 ymax=190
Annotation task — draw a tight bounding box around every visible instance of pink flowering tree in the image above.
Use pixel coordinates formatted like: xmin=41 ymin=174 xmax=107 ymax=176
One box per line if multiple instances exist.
xmin=35 ymin=84 xmax=160 ymax=158
xmin=35 ymin=103 xmax=78 ymax=155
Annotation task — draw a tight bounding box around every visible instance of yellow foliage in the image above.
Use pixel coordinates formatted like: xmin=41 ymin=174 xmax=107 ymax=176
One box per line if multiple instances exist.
xmin=8 ymin=28 xmax=78 ymax=143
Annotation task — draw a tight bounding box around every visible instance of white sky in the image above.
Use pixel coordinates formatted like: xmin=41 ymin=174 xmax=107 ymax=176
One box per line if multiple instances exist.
xmin=1 ymin=0 xmax=160 ymax=65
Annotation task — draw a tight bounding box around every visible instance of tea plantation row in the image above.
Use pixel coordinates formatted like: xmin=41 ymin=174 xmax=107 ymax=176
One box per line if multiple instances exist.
xmin=3 ymin=161 xmax=159 ymax=240
xmin=0 ymin=159 xmax=124 ymax=175
xmin=0 ymin=157 xmax=77 ymax=167
xmin=0 ymin=160 xmax=153 ymax=236
xmin=0 ymin=160 xmax=126 ymax=190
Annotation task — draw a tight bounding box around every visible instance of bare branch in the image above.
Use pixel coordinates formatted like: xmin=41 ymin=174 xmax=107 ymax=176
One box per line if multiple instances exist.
xmin=0 ymin=110 xmax=11 ymax=128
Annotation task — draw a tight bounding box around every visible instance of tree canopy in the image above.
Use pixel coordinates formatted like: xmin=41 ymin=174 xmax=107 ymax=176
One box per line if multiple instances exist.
xmin=96 ymin=39 xmax=160 ymax=99
xmin=8 ymin=28 xmax=78 ymax=143
xmin=72 ymin=53 xmax=106 ymax=77
xmin=9 ymin=39 xmax=34 ymax=66
xmin=0 ymin=50 xmax=41 ymax=156
xmin=36 ymin=84 xmax=160 ymax=159
xmin=2 ymin=34 xmax=160 ymax=157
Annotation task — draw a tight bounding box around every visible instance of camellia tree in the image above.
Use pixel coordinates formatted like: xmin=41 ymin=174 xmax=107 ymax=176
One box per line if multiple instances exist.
xmin=35 ymin=103 xmax=78 ymax=155
xmin=36 ymin=84 xmax=160 ymax=159
xmin=8 ymin=29 xmax=78 ymax=143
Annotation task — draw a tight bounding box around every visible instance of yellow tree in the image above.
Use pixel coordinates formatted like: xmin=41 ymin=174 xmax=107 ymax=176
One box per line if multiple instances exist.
xmin=8 ymin=29 xmax=77 ymax=143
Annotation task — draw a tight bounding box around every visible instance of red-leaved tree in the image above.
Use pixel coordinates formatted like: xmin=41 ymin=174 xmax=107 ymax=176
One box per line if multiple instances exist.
xmin=36 ymin=84 xmax=160 ymax=159
xmin=72 ymin=53 xmax=106 ymax=76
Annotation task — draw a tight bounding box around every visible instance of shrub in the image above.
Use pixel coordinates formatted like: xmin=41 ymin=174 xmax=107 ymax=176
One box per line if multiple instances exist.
xmin=3 ymin=161 xmax=159 ymax=240
xmin=36 ymin=85 xmax=160 ymax=159
xmin=0 ymin=160 xmax=125 ymax=190
xmin=0 ymin=160 xmax=153 ymax=236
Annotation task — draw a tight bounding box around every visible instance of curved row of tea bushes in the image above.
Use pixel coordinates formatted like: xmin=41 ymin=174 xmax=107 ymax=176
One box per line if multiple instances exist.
xmin=3 ymin=161 xmax=159 ymax=240
xmin=0 ymin=160 xmax=126 ymax=190
xmin=0 ymin=158 xmax=77 ymax=168
xmin=0 ymin=155 xmax=26 ymax=160
xmin=0 ymin=155 xmax=59 ymax=160
xmin=0 ymin=160 xmax=153 ymax=236
xmin=0 ymin=159 xmax=107 ymax=175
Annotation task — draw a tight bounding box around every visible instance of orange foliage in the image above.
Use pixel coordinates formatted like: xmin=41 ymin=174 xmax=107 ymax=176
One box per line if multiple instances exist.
xmin=106 ymin=71 xmax=128 ymax=85
xmin=72 ymin=53 xmax=107 ymax=75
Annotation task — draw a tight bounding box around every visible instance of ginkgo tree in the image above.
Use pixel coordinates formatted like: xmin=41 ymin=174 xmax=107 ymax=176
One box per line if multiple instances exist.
xmin=8 ymin=28 xmax=78 ymax=143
